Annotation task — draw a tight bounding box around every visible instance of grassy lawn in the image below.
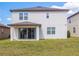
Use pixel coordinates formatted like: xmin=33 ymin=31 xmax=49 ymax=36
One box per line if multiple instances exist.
xmin=0 ymin=37 xmax=79 ymax=56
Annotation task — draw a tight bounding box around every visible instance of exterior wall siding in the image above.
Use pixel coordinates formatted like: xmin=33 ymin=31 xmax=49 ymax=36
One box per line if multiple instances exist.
xmin=11 ymin=11 xmax=67 ymax=39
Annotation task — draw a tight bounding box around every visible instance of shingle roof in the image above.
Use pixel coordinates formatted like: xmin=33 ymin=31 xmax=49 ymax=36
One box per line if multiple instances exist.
xmin=67 ymin=11 xmax=79 ymax=19
xmin=8 ymin=21 xmax=41 ymax=26
xmin=10 ymin=6 xmax=69 ymax=12
xmin=0 ymin=23 xmax=9 ymax=28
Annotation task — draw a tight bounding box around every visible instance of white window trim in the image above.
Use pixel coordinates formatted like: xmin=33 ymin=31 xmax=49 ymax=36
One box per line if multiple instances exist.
xmin=47 ymin=27 xmax=55 ymax=35
xmin=19 ymin=12 xmax=28 ymax=20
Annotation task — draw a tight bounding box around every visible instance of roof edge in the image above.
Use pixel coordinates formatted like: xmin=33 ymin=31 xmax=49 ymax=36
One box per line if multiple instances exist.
xmin=10 ymin=6 xmax=69 ymax=12
xmin=8 ymin=21 xmax=41 ymax=26
xmin=67 ymin=11 xmax=79 ymax=19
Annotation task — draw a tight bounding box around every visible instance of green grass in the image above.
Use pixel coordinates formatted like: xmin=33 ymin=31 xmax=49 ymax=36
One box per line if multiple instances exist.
xmin=0 ymin=37 xmax=79 ymax=56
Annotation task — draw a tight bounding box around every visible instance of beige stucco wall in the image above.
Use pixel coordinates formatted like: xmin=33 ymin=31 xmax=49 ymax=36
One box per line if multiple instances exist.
xmin=67 ymin=13 xmax=79 ymax=37
xmin=11 ymin=11 xmax=68 ymax=39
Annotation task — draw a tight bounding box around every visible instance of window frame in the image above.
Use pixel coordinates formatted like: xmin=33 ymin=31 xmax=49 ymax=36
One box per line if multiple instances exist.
xmin=69 ymin=19 xmax=71 ymax=23
xmin=47 ymin=27 xmax=51 ymax=34
xmin=51 ymin=27 xmax=55 ymax=34
xmin=47 ymin=27 xmax=55 ymax=35
xmin=19 ymin=12 xmax=23 ymax=20
xmin=19 ymin=12 xmax=28 ymax=20
xmin=24 ymin=12 xmax=28 ymax=20
xmin=73 ymin=27 xmax=76 ymax=33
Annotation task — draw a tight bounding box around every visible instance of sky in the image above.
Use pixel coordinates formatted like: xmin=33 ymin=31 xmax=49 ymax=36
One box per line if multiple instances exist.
xmin=0 ymin=2 xmax=79 ymax=25
xmin=0 ymin=2 xmax=65 ymax=25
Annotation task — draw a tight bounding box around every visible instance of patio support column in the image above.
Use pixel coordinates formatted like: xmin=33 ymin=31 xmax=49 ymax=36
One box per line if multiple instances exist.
xmin=13 ymin=28 xmax=19 ymax=40
xmin=36 ymin=26 xmax=39 ymax=40
xmin=10 ymin=27 xmax=18 ymax=41
xmin=15 ymin=28 xmax=19 ymax=40
xmin=10 ymin=27 xmax=14 ymax=41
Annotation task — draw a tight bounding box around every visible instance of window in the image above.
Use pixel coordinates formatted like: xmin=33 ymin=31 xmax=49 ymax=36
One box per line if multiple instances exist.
xmin=47 ymin=27 xmax=55 ymax=34
xmin=19 ymin=13 xmax=23 ymax=20
xmin=73 ymin=27 xmax=76 ymax=33
xmin=47 ymin=27 xmax=51 ymax=34
xmin=69 ymin=19 xmax=71 ymax=23
xmin=24 ymin=12 xmax=28 ymax=20
xmin=46 ymin=13 xmax=49 ymax=19
xmin=19 ymin=12 xmax=28 ymax=20
xmin=51 ymin=27 xmax=55 ymax=34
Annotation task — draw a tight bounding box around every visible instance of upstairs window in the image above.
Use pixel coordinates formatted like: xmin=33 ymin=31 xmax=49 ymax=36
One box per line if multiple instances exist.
xmin=19 ymin=13 xmax=23 ymax=20
xmin=19 ymin=12 xmax=28 ymax=20
xmin=46 ymin=13 xmax=49 ymax=19
xmin=69 ymin=19 xmax=71 ymax=23
xmin=24 ymin=13 xmax=28 ymax=20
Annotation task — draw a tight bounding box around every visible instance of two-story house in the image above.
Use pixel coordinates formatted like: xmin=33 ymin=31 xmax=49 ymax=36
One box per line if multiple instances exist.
xmin=67 ymin=11 xmax=79 ymax=37
xmin=9 ymin=6 xmax=68 ymax=41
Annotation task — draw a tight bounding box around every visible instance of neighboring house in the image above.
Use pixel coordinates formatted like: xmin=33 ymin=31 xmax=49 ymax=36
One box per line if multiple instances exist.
xmin=9 ymin=6 xmax=68 ymax=40
xmin=0 ymin=23 xmax=10 ymax=39
xmin=67 ymin=12 xmax=79 ymax=37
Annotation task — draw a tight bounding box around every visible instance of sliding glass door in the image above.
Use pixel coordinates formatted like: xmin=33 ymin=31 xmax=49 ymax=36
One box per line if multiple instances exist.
xmin=18 ymin=28 xmax=36 ymax=39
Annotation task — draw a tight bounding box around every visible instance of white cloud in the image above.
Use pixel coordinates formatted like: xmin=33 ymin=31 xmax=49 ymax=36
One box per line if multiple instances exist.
xmin=51 ymin=5 xmax=63 ymax=9
xmin=51 ymin=2 xmax=79 ymax=16
xmin=51 ymin=2 xmax=79 ymax=9
xmin=63 ymin=2 xmax=79 ymax=9
xmin=7 ymin=18 xmax=11 ymax=20
xmin=67 ymin=10 xmax=74 ymax=14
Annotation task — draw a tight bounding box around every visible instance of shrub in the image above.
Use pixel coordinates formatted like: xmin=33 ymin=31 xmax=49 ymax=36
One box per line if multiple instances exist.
xmin=67 ymin=31 xmax=70 ymax=38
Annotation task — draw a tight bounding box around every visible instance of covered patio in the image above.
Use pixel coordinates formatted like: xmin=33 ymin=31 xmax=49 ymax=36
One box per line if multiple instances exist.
xmin=8 ymin=21 xmax=41 ymax=41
